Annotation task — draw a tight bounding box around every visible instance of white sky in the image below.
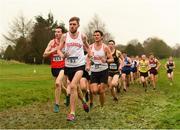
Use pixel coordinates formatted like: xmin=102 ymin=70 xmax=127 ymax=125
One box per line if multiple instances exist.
xmin=0 ymin=0 xmax=180 ymax=48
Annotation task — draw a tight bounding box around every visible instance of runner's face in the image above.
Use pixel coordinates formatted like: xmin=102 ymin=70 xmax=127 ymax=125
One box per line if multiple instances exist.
xmin=108 ymin=42 xmax=115 ymax=50
xmin=55 ymin=28 xmax=62 ymax=39
xmin=150 ymin=55 xmax=154 ymax=59
xmin=93 ymin=32 xmax=102 ymax=42
xmin=122 ymin=53 xmax=127 ymax=59
xmin=69 ymin=21 xmax=79 ymax=34
xmin=142 ymin=55 xmax=146 ymax=60
xmin=169 ymin=57 xmax=173 ymax=61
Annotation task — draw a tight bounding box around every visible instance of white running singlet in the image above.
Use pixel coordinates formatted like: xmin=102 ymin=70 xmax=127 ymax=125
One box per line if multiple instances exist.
xmin=91 ymin=43 xmax=108 ymax=72
xmin=65 ymin=32 xmax=85 ymax=67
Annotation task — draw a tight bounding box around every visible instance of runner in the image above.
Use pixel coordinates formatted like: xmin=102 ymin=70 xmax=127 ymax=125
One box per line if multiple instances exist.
xmin=135 ymin=55 xmax=141 ymax=85
xmin=43 ymin=26 xmax=66 ymax=113
xmin=57 ymin=17 xmax=91 ymax=121
xmin=107 ymin=40 xmax=122 ymax=101
xmin=165 ymin=56 xmax=175 ymax=86
xmin=121 ymin=52 xmax=132 ymax=91
xmin=89 ymin=30 xmax=113 ymax=107
xmin=130 ymin=56 xmax=138 ymax=85
xmin=149 ymin=53 xmax=161 ymax=90
xmin=138 ymin=54 xmax=150 ymax=92
xmin=78 ymin=53 xmax=91 ymax=111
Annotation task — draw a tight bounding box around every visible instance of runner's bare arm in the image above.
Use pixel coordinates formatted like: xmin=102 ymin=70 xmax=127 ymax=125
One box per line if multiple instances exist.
xmin=82 ymin=34 xmax=92 ymax=58
xmin=156 ymin=59 xmax=161 ymax=70
xmin=117 ymin=50 xmax=123 ymax=60
xmin=173 ymin=61 xmax=175 ymax=69
xmin=164 ymin=62 xmax=168 ymax=69
xmin=105 ymin=45 xmax=114 ymax=63
xmin=118 ymin=58 xmax=123 ymax=71
xmin=57 ymin=34 xmax=66 ymax=58
xmin=43 ymin=40 xmax=55 ymax=58
xmin=85 ymin=55 xmax=91 ymax=71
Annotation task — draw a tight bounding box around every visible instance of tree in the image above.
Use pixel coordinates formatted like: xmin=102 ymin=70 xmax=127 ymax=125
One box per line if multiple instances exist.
xmin=29 ymin=12 xmax=67 ymax=64
xmin=84 ymin=14 xmax=114 ymax=44
xmin=172 ymin=44 xmax=180 ymax=57
xmin=125 ymin=44 xmax=136 ymax=56
xmin=13 ymin=37 xmax=30 ymax=62
xmin=0 ymin=46 xmax=5 ymax=59
xmin=125 ymin=39 xmax=144 ymax=56
xmin=143 ymin=37 xmax=172 ymax=58
xmin=116 ymin=44 xmax=126 ymax=52
xmin=3 ymin=14 xmax=33 ymax=45
xmin=4 ymin=45 xmax=14 ymax=60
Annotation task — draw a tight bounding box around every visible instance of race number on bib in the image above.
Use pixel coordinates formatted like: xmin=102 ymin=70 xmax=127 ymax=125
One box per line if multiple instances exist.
xmin=53 ymin=55 xmax=62 ymax=61
xmin=95 ymin=64 xmax=101 ymax=69
xmin=150 ymin=64 xmax=156 ymax=68
xmin=169 ymin=66 xmax=173 ymax=69
xmin=110 ymin=63 xmax=117 ymax=70
xmin=67 ymin=57 xmax=78 ymax=63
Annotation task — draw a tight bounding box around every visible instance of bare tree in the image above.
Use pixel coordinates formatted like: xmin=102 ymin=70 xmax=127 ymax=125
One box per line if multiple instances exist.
xmin=84 ymin=14 xmax=113 ymax=44
xmin=2 ymin=14 xmax=33 ymax=45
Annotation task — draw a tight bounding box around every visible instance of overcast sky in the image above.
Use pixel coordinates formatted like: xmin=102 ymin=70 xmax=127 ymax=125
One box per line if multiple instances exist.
xmin=0 ymin=0 xmax=180 ymax=48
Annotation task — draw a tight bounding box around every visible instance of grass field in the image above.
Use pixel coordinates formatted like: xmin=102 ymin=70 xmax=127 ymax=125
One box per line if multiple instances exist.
xmin=0 ymin=59 xmax=179 ymax=128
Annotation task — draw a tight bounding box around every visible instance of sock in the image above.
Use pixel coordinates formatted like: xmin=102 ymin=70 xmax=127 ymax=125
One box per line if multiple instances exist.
xmin=70 ymin=112 xmax=75 ymax=115
xmin=82 ymin=98 xmax=86 ymax=104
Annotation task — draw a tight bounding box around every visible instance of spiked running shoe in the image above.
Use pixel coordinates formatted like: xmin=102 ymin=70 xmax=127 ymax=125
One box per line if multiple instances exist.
xmin=83 ymin=103 xmax=89 ymax=113
xmin=54 ymin=104 xmax=59 ymax=113
xmin=67 ymin=114 xmax=75 ymax=121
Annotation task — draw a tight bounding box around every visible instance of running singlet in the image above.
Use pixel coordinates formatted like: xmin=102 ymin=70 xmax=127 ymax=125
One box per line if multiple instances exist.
xmin=108 ymin=50 xmax=120 ymax=72
xmin=50 ymin=39 xmax=65 ymax=68
xmin=123 ymin=57 xmax=131 ymax=67
xmin=139 ymin=60 xmax=149 ymax=73
xmin=91 ymin=43 xmax=108 ymax=72
xmin=64 ymin=32 xmax=85 ymax=67
xmin=149 ymin=59 xmax=157 ymax=68
xmin=131 ymin=60 xmax=137 ymax=68
xmin=167 ymin=61 xmax=174 ymax=70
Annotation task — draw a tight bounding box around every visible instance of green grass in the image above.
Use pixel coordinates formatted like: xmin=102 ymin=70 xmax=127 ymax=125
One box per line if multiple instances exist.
xmin=0 ymin=60 xmax=54 ymax=110
xmin=0 ymin=59 xmax=179 ymax=128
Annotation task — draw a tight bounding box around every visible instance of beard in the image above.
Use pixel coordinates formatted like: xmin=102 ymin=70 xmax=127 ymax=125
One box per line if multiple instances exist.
xmin=70 ymin=28 xmax=77 ymax=34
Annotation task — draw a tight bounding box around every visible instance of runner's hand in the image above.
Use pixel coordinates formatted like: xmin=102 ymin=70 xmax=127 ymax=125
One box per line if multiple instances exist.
xmin=85 ymin=65 xmax=90 ymax=71
xmin=100 ymin=56 xmax=107 ymax=63
xmin=64 ymin=52 xmax=70 ymax=58
xmin=50 ymin=48 xmax=57 ymax=53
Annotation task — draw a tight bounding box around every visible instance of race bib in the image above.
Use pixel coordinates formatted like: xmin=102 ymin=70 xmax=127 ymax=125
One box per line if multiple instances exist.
xmin=67 ymin=57 xmax=78 ymax=63
xmin=110 ymin=63 xmax=117 ymax=70
xmin=150 ymin=64 xmax=156 ymax=68
xmin=95 ymin=64 xmax=101 ymax=69
xmin=53 ymin=55 xmax=62 ymax=61
xmin=169 ymin=66 xmax=173 ymax=69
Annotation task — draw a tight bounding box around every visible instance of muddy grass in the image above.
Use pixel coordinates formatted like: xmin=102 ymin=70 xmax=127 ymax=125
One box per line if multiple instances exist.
xmin=0 ymin=85 xmax=179 ymax=129
xmin=0 ymin=59 xmax=179 ymax=128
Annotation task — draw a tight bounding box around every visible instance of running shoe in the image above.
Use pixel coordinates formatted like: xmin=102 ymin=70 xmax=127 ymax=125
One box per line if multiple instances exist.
xmin=67 ymin=114 xmax=75 ymax=121
xmin=113 ymin=97 xmax=118 ymax=101
xmin=145 ymin=87 xmax=147 ymax=92
xmin=53 ymin=104 xmax=59 ymax=113
xmin=123 ymin=88 xmax=127 ymax=92
xmin=83 ymin=103 xmax=89 ymax=113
